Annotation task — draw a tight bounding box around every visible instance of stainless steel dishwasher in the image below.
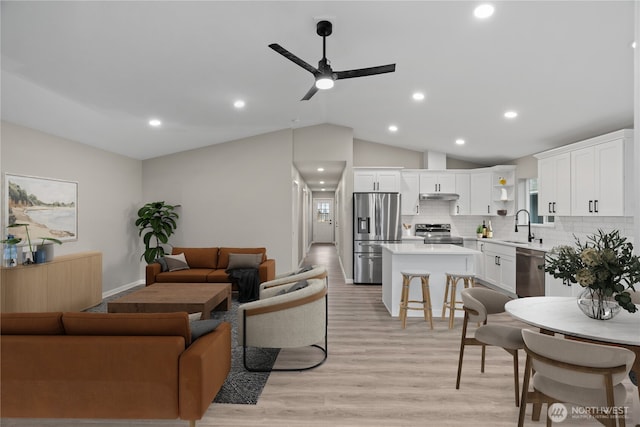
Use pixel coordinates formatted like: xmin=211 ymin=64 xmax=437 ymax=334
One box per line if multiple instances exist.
xmin=516 ymin=247 xmax=546 ymax=297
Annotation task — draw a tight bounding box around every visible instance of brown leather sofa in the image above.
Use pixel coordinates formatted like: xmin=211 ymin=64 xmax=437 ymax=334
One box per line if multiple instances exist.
xmin=146 ymin=246 xmax=276 ymax=287
xmin=0 ymin=311 xmax=231 ymax=427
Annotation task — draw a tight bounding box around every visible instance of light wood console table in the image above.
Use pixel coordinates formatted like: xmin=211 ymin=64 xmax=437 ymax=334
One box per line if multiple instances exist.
xmin=1 ymin=251 xmax=102 ymax=313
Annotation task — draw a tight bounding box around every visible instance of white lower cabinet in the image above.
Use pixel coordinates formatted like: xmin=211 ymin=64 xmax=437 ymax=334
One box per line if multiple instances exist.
xmin=545 ymin=273 xmax=580 ymax=297
xmin=482 ymin=242 xmax=516 ymax=294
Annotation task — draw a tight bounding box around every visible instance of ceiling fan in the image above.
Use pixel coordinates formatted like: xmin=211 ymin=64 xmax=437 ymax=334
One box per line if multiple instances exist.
xmin=269 ymin=20 xmax=396 ymax=101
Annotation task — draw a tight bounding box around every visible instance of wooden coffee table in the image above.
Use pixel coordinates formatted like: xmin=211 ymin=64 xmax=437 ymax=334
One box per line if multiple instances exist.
xmin=107 ymin=283 xmax=232 ymax=319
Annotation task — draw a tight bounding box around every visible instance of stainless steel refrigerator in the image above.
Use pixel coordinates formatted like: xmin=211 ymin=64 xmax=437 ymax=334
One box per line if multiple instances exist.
xmin=353 ymin=192 xmax=402 ymax=284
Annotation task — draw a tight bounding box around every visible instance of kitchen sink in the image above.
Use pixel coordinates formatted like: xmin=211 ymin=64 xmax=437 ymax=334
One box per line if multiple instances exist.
xmin=501 ymin=240 xmax=528 ymax=244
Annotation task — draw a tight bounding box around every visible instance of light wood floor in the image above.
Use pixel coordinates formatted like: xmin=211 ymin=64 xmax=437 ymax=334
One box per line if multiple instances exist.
xmin=3 ymin=243 xmax=637 ymax=427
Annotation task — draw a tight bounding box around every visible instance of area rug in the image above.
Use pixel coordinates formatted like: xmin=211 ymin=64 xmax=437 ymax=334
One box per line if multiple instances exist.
xmin=86 ymin=286 xmax=279 ymax=405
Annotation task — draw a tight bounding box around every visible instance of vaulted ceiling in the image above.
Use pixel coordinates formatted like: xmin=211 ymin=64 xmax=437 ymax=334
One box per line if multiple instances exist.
xmin=1 ymin=1 xmax=635 ymax=189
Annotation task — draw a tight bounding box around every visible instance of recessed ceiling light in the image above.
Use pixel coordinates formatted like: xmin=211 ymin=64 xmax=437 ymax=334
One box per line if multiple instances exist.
xmin=455 ymin=139 xmax=465 ymax=145
xmin=474 ymin=4 xmax=494 ymax=19
xmin=148 ymin=119 xmax=162 ymax=127
xmin=317 ymin=167 xmax=325 ymax=172
xmin=504 ymin=111 xmax=518 ymax=119
xmin=412 ymin=92 xmax=425 ymax=101
xmin=632 ymin=41 xmax=637 ymax=49
xmin=388 ymin=125 xmax=398 ymax=132
xmin=321 ymin=188 xmax=326 ymax=191
xmin=233 ymin=100 xmax=245 ymax=109
xmin=319 ymin=181 xmax=325 ymax=184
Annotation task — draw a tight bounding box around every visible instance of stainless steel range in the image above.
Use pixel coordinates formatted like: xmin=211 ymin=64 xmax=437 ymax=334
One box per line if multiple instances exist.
xmin=415 ymin=224 xmax=463 ymax=246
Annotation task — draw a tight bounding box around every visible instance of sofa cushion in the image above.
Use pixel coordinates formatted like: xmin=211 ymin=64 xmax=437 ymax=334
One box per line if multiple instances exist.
xmin=172 ymin=247 xmax=218 ymax=269
xmin=227 ymin=253 xmax=263 ymax=270
xmin=156 ymin=269 xmax=212 ymax=283
xmin=277 ymin=280 xmax=309 ymax=296
xmin=189 ymin=319 xmax=222 ymax=342
xmin=217 ymin=247 xmax=266 ymax=269
xmin=0 ymin=312 xmax=65 ymax=335
xmin=155 ymin=257 xmax=169 ymax=272
xmin=62 ymin=312 xmax=192 ymax=346
xmin=164 ymin=253 xmax=190 ymax=271
xmin=206 ymin=269 xmax=230 ymax=283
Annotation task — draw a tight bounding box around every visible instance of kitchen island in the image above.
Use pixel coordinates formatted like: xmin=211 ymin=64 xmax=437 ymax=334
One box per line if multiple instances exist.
xmin=381 ymin=244 xmax=480 ymax=318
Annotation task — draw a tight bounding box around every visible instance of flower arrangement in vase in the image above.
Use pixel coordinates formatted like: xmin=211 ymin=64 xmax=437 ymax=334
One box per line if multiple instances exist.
xmin=545 ymin=229 xmax=639 ymax=319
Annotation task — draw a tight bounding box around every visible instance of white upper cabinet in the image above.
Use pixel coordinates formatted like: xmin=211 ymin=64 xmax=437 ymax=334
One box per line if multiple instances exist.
xmin=537 ymin=153 xmax=571 ymax=216
xmin=400 ymin=171 xmax=420 ymax=215
xmin=452 ymin=173 xmax=470 ymax=215
xmin=354 ymin=169 xmax=401 ymax=192
xmin=469 ymin=172 xmax=492 ymax=215
xmin=570 ymin=134 xmax=632 ymax=216
xmin=419 ymin=172 xmax=456 ymax=194
xmin=536 ymin=129 xmax=633 ymax=218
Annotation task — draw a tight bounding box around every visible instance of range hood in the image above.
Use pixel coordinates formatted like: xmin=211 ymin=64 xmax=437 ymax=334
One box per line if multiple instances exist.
xmin=419 ymin=193 xmax=459 ymax=201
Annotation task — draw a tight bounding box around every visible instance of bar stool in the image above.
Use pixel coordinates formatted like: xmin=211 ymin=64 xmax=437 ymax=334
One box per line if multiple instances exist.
xmin=399 ymin=271 xmax=433 ymax=329
xmin=442 ymin=272 xmax=475 ymax=329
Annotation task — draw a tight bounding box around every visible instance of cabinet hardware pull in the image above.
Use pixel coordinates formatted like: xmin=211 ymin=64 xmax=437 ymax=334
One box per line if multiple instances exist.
xmin=487 ymin=205 xmax=490 ymax=214
xmin=548 ymin=202 xmax=553 ymax=213
xmin=552 ymin=202 xmax=556 ymax=213
xmin=588 ymin=200 xmax=593 ymax=213
xmin=594 ymin=200 xmax=598 ymax=213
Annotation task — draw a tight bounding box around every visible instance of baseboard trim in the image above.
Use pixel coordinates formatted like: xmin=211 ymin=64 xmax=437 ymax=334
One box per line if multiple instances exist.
xmin=102 ymin=280 xmax=144 ymax=299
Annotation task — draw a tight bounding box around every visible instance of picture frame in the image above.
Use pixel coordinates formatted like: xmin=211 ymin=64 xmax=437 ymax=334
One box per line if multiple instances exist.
xmin=4 ymin=173 xmax=78 ymax=244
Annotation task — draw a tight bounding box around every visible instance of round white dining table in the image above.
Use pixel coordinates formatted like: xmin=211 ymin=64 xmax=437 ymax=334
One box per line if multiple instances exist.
xmin=506 ymin=296 xmax=640 ymax=408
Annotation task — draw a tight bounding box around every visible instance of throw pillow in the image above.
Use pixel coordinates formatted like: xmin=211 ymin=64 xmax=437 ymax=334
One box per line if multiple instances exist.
xmin=190 ymin=319 xmax=222 ymax=342
xmin=164 ymin=253 xmax=190 ymax=272
xmin=227 ymin=253 xmax=262 ymax=270
xmin=277 ymin=279 xmax=309 ymax=296
xmin=155 ymin=257 xmax=169 ymax=272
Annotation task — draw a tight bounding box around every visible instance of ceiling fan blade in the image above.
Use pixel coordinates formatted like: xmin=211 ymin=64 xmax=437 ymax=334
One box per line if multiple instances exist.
xmin=301 ymin=84 xmax=319 ymax=101
xmin=335 ymin=64 xmax=396 ymax=80
xmin=269 ymin=43 xmax=319 ymax=75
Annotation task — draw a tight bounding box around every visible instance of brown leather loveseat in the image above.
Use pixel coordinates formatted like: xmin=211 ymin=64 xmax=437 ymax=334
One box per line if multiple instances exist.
xmin=146 ymin=246 xmax=276 ymax=287
xmin=0 ymin=311 xmax=231 ymax=426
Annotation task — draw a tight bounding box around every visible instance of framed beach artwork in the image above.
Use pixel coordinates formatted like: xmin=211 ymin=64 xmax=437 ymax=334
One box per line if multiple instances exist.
xmin=4 ymin=174 xmax=78 ymax=244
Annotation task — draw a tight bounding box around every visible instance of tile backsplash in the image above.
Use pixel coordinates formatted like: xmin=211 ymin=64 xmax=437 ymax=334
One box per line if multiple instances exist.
xmin=402 ymin=200 xmax=635 ymax=248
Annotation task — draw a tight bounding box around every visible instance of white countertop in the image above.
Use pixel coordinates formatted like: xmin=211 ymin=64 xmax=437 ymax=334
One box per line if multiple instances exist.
xmin=381 ymin=243 xmax=480 ymax=255
xmin=464 ymin=237 xmax=554 ymax=252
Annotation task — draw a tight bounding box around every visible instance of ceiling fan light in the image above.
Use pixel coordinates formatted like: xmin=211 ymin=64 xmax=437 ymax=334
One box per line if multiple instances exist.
xmin=315 ymin=77 xmax=334 ymax=90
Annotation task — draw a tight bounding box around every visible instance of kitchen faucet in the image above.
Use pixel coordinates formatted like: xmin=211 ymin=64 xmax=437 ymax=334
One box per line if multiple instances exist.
xmin=515 ymin=209 xmax=534 ymax=242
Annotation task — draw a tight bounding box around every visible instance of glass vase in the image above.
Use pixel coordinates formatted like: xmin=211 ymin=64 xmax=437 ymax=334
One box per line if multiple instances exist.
xmin=576 ymin=287 xmax=621 ymax=320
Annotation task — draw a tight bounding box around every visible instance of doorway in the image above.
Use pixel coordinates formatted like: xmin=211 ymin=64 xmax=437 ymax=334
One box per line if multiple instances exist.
xmin=313 ymin=198 xmax=334 ymax=243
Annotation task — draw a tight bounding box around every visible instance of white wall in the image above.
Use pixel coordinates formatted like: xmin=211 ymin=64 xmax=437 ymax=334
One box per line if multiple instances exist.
xmin=1 ymin=121 xmax=143 ymax=294
xmin=354 ymin=138 xmax=422 ymax=168
xmin=141 ymin=128 xmax=295 ymax=273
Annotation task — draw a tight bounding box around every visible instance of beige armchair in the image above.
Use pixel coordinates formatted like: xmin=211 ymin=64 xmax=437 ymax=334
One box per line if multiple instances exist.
xmin=258 ymin=264 xmax=327 ymax=293
xmin=237 ymin=277 xmax=328 ymax=372
xmin=518 ymin=329 xmax=635 ymax=427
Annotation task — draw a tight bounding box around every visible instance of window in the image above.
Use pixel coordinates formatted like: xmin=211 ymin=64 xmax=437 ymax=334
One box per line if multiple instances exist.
xmin=517 ymin=178 xmax=554 ymax=225
xmin=316 ymin=201 xmax=330 ymax=223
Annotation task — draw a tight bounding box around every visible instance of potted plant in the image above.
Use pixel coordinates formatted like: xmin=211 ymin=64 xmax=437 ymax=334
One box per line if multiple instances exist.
xmin=34 ymin=236 xmax=63 ymax=263
xmin=545 ymin=229 xmax=640 ymax=319
xmin=4 ymin=223 xmax=62 ymax=264
xmin=476 ymin=225 xmax=483 ymax=238
xmin=135 ymin=201 xmax=180 ymax=264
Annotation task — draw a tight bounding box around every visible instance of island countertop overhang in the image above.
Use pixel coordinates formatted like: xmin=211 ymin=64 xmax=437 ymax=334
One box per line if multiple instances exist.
xmin=381 ymin=243 xmax=480 ymax=255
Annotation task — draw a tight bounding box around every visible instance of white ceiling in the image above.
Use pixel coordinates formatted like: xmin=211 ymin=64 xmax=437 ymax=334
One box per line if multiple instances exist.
xmin=1 ymin=1 xmax=635 ymax=192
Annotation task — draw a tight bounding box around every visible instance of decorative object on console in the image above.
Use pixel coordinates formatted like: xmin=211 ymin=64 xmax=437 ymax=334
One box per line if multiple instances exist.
xmin=135 ymin=201 xmax=180 ymax=264
xmin=545 ymin=229 xmax=640 ymax=319
xmin=3 ymin=223 xmax=62 ymax=264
